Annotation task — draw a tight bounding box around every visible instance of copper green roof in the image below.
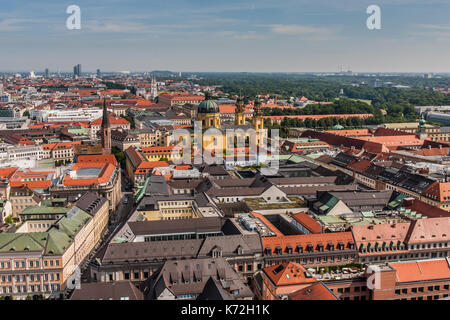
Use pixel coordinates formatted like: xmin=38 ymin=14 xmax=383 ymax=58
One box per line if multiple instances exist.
xmin=55 ymin=207 xmax=91 ymax=239
xmin=198 ymin=98 xmax=219 ymax=114
xmin=19 ymin=205 xmax=69 ymax=215
xmin=68 ymin=128 xmax=89 ymax=135
xmin=0 ymin=207 xmax=92 ymax=256
xmin=0 ymin=233 xmax=48 ymax=253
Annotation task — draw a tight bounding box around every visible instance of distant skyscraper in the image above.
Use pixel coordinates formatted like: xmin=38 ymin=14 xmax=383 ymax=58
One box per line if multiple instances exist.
xmin=150 ymin=76 xmax=158 ymax=100
xmin=0 ymin=83 xmax=3 ymax=95
xmin=73 ymin=64 xmax=81 ymax=78
xmin=97 ymin=69 xmax=101 ymax=77
xmin=45 ymin=68 xmax=49 ymax=78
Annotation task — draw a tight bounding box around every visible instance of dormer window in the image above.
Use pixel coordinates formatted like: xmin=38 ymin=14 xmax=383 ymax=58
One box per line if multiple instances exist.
xmin=307 ymin=244 xmax=314 ymax=253
xmin=275 ymin=246 xmax=282 ymax=255
xmin=265 ymin=247 xmax=272 ymax=255
xmin=280 ymin=244 xmax=289 ymax=254
xmin=296 ymin=245 xmax=303 ymax=253
xmin=211 ymin=246 xmax=222 ymax=258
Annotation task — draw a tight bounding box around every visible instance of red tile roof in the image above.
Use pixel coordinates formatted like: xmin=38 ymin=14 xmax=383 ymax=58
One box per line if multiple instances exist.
xmin=0 ymin=168 xmax=18 ymax=180
xmin=91 ymin=115 xmax=130 ymax=126
xmin=405 ymin=217 xmax=450 ymax=244
xmin=263 ymin=262 xmax=317 ymax=286
xmin=292 ymin=213 xmax=323 ymax=234
xmin=262 ymin=232 xmax=355 ymax=255
xmin=142 ymin=146 xmax=181 ymax=155
xmin=251 ymin=212 xmax=284 ymax=237
xmin=78 ymin=154 xmax=119 ymax=167
xmin=41 ymin=141 xmax=81 ymax=151
xmin=288 ymin=282 xmax=338 ymax=300
xmin=409 ymin=147 xmax=450 ymax=157
xmin=351 ymin=223 xmax=410 ymax=256
xmin=9 ymin=169 xmax=55 ymax=189
xmin=422 ymin=181 xmax=450 ymax=203
xmin=390 ymin=258 xmax=450 ymax=283
xmin=135 ymin=161 xmax=169 ymax=174
xmin=325 ymin=129 xmax=371 ymax=136
xmin=402 ymin=198 xmax=450 ymax=218
xmin=347 ymin=159 xmax=372 ymax=173
xmin=63 ymin=162 xmax=116 ymax=186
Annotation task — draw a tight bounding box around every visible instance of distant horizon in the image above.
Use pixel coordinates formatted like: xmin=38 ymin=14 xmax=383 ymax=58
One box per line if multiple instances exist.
xmin=1 ymin=69 xmax=450 ymax=75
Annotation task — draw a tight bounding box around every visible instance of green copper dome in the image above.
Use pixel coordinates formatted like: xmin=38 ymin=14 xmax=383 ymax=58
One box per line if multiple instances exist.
xmin=198 ymin=95 xmax=219 ymax=114
xmin=419 ymin=114 xmax=426 ymax=126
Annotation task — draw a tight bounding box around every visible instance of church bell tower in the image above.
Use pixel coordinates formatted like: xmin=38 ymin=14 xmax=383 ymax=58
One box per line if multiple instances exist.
xmin=101 ymin=99 xmax=111 ymax=153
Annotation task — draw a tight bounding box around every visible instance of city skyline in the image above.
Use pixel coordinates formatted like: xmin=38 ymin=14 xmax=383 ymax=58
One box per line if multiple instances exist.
xmin=1 ymin=0 xmax=450 ymax=73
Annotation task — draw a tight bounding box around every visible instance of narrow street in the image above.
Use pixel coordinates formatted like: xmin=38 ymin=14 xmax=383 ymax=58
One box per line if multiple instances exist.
xmin=79 ymin=171 xmax=137 ymax=282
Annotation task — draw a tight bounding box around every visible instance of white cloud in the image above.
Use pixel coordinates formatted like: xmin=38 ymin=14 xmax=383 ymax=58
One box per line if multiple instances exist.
xmin=0 ymin=19 xmax=27 ymax=31
xmin=418 ymin=24 xmax=450 ymax=31
xmin=231 ymin=31 xmax=267 ymax=40
xmin=270 ymin=24 xmax=335 ymax=36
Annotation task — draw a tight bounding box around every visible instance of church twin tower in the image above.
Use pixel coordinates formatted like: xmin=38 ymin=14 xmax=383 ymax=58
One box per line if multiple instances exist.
xmin=197 ymin=93 xmax=264 ymax=132
xmin=196 ymin=93 xmax=265 ymax=151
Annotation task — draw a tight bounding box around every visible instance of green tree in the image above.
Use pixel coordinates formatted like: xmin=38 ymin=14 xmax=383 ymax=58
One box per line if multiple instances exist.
xmin=120 ymin=115 xmax=135 ymax=129
xmin=111 ymin=146 xmax=126 ymax=168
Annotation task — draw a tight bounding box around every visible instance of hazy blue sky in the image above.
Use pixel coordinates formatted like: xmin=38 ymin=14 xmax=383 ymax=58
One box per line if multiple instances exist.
xmin=1 ymin=0 xmax=450 ymax=72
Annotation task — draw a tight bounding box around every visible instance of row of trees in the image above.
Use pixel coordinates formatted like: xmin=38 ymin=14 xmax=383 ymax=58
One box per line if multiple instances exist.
xmin=263 ymin=98 xmax=375 ymax=116
xmin=264 ymin=115 xmax=381 ymax=138
xmin=195 ymin=73 xmax=450 ymax=124
xmin=279 ymin=116 xmax=377 ymax=129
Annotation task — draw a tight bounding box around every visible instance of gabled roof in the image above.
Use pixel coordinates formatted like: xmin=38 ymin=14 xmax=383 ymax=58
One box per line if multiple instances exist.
xmin=423 ymin=181 xmax=450 ymax=202
xmin=263 ymin=262 xmax=316 ymax=287
xmin=78 ymin=154 xmax=119 ymax=167
xmin=402 ymin=198 xmax=450 ymax=218
xmin=352 ymin=223 xmax=410 ymax=246
xmin=70 ymin=281 xmax=144 ymax=300
xmin=196 ymin=277 xmax=234 ymax=300
xmin=347 ymin=159 xmax=372 ymax=173
xmin=292 ymin=212 xmax=322 ymax=233
xmin=75 ymin=192 xmax=108 ymax=216
xmin=91 ymin=115 xmax=130 ymax=126
xmin=262 ymin=232 xmax=355 ymax=255
xmin=135 ymin=161 xmax=169 ymax=173
xmin=0 ymin=167 xmax=18 ymax=180
xmin=405 ymin=217 xmax=450 ymax=244
xmin=389 ymin=258 xmax=450 ymax=283
xmin=288 ymin=282 xmax=338 ymax=300
xmin=124 ymin=146 xmax=145 ymax=169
